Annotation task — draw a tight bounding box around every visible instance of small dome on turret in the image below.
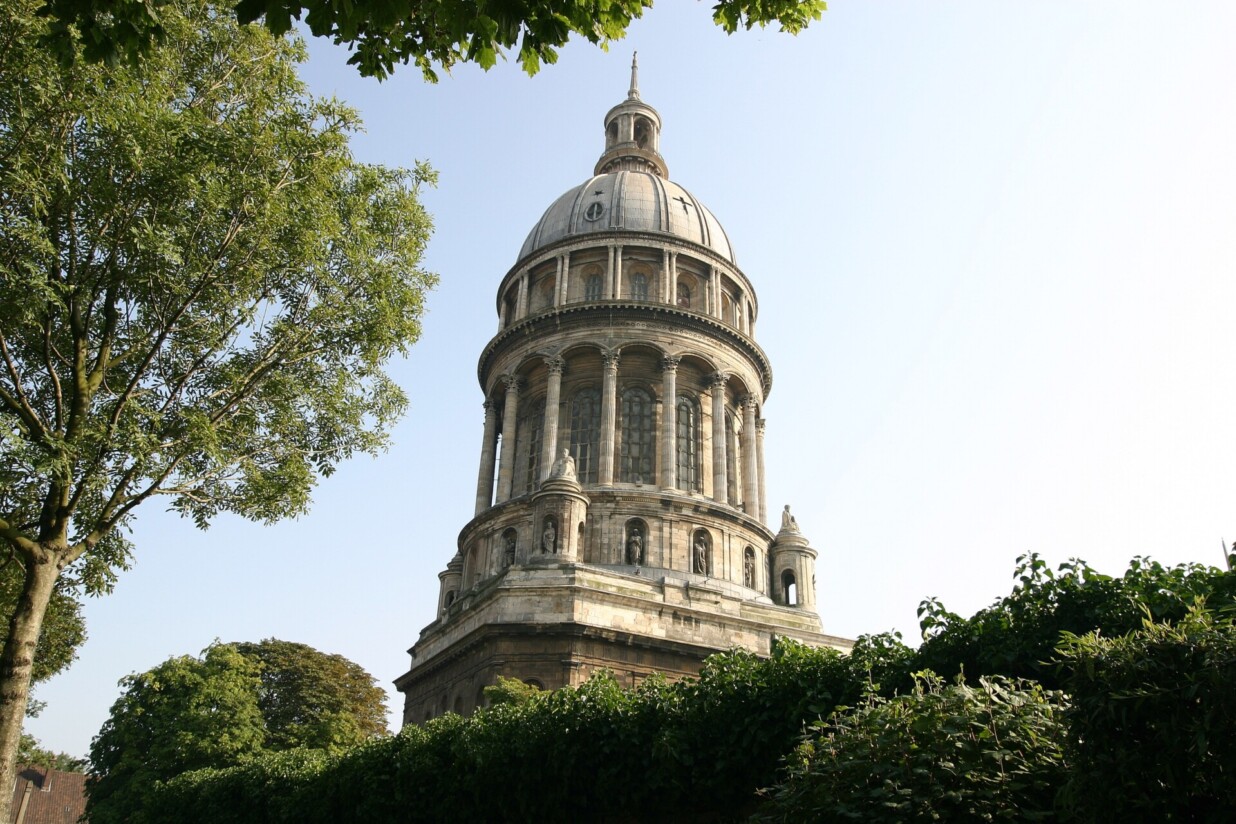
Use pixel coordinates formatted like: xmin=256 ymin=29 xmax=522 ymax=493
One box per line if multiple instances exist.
xmin=516 ymin=54 xmax=736 ymax=266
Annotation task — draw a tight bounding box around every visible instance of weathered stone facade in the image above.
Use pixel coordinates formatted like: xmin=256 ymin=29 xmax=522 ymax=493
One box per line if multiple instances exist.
xmin=396 ymin=59 xmax=850 ymax=725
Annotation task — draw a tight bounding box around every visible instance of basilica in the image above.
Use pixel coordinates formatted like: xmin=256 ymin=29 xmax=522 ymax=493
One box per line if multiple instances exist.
xmin=396 ymin=59 xmax=850 ymax=724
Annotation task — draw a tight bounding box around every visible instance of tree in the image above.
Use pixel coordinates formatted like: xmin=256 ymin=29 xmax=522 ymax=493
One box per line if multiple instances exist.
xmin=0 ymin=1 xmax=436 ymax=817
xmin=18 ymin=732 xmax=86 ymax=772
xmin=87 ymin=644 xmax=268 ymax=824
xmin=87 ymin=640 xmax=388 ymax=823
xmin=233 ymin=639 xmax=388 ymax=751
xmin=35 ymin=0 xmax=829 ymax=80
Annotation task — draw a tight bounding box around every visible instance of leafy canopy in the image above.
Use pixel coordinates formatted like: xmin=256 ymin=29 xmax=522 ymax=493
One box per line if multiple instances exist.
xmin=87 ymin=640 xmax=389 ymax=824
xmin=0 ymin=0 xmax=432 ymax=816
xmin=35 ymin=0 xmax=828 ymax=80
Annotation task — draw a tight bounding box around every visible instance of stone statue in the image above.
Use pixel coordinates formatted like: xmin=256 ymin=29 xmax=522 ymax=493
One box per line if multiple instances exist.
xmin=504 ymin=534 xmax=516 ymax=567
xmin=542 ymin=520 xmax=557 ymax=554
xmin=693 ymin=536 xmax=709 ymax=574
xmin=743 ymin=552 xmax=755 ymax=588
xmin=626 ymin=528 xmax=643 ymax=565
xmin=549 ymin=448 xmax=577 ymax=481
xmin=781 ymin=505 xmax=799 ymax=533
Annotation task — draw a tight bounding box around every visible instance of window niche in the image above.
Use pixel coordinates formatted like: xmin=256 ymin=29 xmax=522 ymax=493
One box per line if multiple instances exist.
xmin=676 ymin=281 xmax=692 ymax=309
xmin=624 ymin=519 xmax=647 ymax=565
xmin=540 ymin=515 xmax=558 ymax=554
xmin=691 ymin=529 xmax=712 ymax=575
xmin=782 ymin=569 xmax=798 ymax=606
xmin=743 ymin=546 xmax=756 ymax=589
xmin=501 ymin=528 xmax=517 ymax=568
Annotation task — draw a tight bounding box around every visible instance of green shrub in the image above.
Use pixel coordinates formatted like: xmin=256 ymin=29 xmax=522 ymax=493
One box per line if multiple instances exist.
xmin=755 ymin=675 xmax=1068 ymax=823
xmin=1058 ymin=609 xmax=1236 ymax=823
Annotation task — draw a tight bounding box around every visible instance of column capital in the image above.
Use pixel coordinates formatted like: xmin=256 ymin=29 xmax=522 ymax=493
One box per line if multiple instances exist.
xmin=739 ymin=393 xmax=757 ymax=410
xmin=544 ymin=355 xmax=566 ymax=376
xmin=602 ymin=349 xmax=621 ymax=370
xmin=709 ymin=371 xmax=729 ymax=389
xmin=756 ymin=419 xmax=767 ymax=435
xmin=660 ymin=355 xmax=682 ymax=373
xmin=501 ymin=374 xmax=524 ymax=393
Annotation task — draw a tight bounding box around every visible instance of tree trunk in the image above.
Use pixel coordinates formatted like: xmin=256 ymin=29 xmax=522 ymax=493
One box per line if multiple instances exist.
xmin=0 ymin=550 xmax=62 ymax=824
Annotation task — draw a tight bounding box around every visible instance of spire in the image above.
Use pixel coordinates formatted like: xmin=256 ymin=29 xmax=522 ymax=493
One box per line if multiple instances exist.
xmin=628 ymin=52 xmax=640 ymax=100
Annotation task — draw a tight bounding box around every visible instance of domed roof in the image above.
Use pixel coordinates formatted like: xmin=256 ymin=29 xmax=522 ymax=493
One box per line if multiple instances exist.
xmin=517 ymin=171 xmax=736 ymax=264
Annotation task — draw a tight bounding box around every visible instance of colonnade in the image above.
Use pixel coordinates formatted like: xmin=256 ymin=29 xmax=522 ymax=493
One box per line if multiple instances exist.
xmin=473 ymin=355 xmax=767 ymax=525
xmin=499 ymin=244 xmax=755 ymax=336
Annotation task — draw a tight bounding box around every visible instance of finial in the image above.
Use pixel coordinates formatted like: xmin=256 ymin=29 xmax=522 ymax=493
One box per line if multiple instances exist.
xmin=628 ymin=52 xmax=640 ymax=100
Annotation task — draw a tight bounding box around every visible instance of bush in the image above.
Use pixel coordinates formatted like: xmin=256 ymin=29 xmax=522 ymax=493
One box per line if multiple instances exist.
xmin=1058 ymin=609 xmax=1236 ymax=823
xmin=755 ymin=675 xmax=1069 ymax=823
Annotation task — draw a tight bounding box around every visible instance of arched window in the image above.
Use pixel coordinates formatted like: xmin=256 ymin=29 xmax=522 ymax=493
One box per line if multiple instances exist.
xmin=676 ymin=282 xmax=692 ymax=308
xmin=585 ymin=273 xmax=603 ymax=301
xmin=569 ymin=388 xmax=600 ymax=483
xmin=630 ymin=272 xmax=649 ymax=301
xmin=725 ymin=410 xmax=740 ymax=504
xmin=535 ymin=276 xmax=555 ymax=311
xmin=620 ymin=387 xmax=655 ymax=483
xmin=606 ymin=121 xmax=618 ymax=146
xmin=782 ymin=569 xmax=798 ymax=606
xmin=453 ymin=696 xmax=464 ymax=715
xmin=676 ymin=394 xmax=700 ymax=492
xmin=743 ymin=547 xmax=756 ymax=589
xmin=515 ymin=399 xmax=545 ymax=495
xmin=634 ymin=117 xmax=651 ymax=149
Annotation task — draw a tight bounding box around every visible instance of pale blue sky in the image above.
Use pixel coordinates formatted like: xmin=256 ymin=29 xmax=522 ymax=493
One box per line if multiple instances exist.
xmin=26 ymin=2 xmax=1236 ymax=757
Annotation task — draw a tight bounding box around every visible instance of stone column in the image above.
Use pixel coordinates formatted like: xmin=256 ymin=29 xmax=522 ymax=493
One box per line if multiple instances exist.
xmin=553 ymin=258 xmax=563 ymax=308
xmin=614 ymin=244 xmax=624 ymax=298
xmin=710 ymin=373 xmax=728 ymax=505
xmin=729 ymin=418 xmax=743 ymax=509
xmin=712 ymin=267 xmax=723 ymax=317
xmin=474 ymin=400 xmax=499 ymax=515
xmin=672 ymin=254 xmax=681 ymax=303
xmin=495 ymin=375 xmax=521 ymax=503
xmin=741 ymin=394 xmax=758 ymax=516
xmin=660 ymin=356 xmax=680 ymax=490
xmin=756 ymin=418 xmax=768 ymax=524
xmin=558 ymin=252 xmax=570 ymax=304
xmin=661 ymin=249 xmax=671 ymax=302
xmin=604 ymin=246 xmax=615 ymax=299
xmin=540 ymin=356 xmax=565 ymax=481
xmin=516 ymin=272 xmax=529 ymax=318
xmin=598 ymin=350 xmax=620 ymax=485
xmin=739 ymin=293 xmax=750 ymax=334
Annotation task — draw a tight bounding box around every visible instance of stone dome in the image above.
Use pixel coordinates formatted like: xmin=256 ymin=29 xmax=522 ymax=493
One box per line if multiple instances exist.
xmin=517 ymin=171 xmax=736 ymax=265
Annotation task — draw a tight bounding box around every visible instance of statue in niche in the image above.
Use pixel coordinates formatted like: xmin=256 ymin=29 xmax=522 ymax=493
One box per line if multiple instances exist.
xmin=781 ymin=505 xmax=800 ymax=533
xmin=693 ymin=535 xmax=709 ymax=575
xmin=743 ymin=552 xmax=755 ymax=588
xmin=626 ymin=528 xmax=644 ymax=565
xmin=504 ymin=534 xmax=516 ymax=567
xmin=550 ymin=448 xmax=577 ymax=481
xmin=542 ymin=519 xmax=557 ymax=554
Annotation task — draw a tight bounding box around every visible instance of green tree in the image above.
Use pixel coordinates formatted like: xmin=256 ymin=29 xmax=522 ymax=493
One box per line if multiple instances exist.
xmin=87 ymin=644 xmax=267 ymax=824
xmin=36 ymin=0 xmax=828 ymax=80
xmin=233 ymin=639 xmax=388 ymax=751
xmin=87 ymin=640 xmax=388 ymax=823
xmin=18 ymin=732 xmax=86 ymax=772
xmin=0 ymin=0 xmax=435 ymax=816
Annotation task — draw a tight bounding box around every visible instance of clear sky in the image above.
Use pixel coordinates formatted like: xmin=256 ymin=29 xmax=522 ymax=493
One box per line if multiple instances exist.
xmin=25 ymin=1 xmax=1236 ymax=758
